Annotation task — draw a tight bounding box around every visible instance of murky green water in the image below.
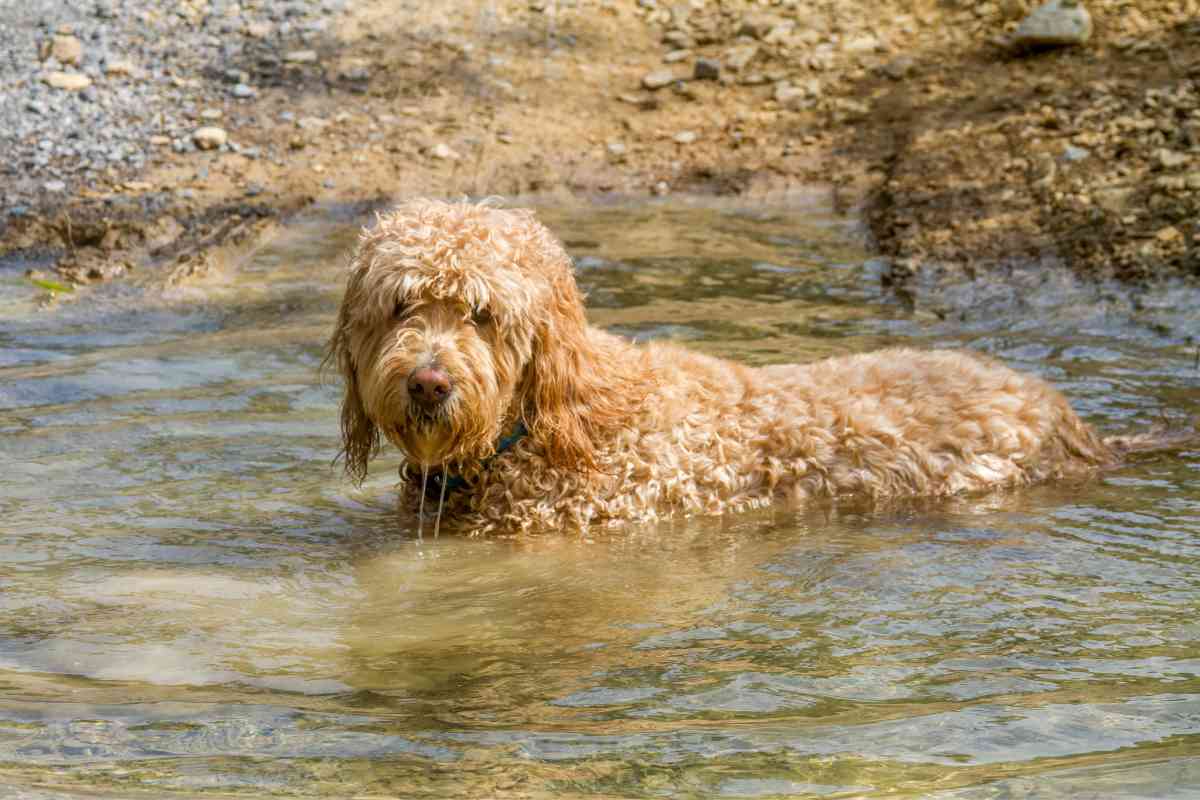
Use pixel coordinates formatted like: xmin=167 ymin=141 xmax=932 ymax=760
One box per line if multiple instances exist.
xmin=1 ymin=198 xmax=1199 ymax=798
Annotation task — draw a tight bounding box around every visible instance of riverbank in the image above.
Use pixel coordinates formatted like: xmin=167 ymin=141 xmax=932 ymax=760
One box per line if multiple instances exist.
xmin=3 ymin=0 xmax=1198 ymax=294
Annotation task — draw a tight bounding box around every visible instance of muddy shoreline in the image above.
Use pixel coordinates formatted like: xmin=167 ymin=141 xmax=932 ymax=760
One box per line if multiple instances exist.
xmin=4 ymin=0 xmax=1198 ymax=297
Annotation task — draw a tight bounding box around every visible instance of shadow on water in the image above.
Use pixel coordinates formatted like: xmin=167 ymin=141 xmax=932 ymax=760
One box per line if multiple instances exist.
xmin=0 ymin=196 xmax=1198 ymax=798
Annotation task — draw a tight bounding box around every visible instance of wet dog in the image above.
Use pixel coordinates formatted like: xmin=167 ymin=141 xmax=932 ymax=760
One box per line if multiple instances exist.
xmin=326 ymin=199 xmax=1187 ymax=534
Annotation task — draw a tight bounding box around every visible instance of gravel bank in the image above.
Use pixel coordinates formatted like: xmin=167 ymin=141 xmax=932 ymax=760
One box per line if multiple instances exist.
xmin=0 ymin=0 xmax=344 ymax=213
xmin=2 ymin=0 xmax=1197 ymax=295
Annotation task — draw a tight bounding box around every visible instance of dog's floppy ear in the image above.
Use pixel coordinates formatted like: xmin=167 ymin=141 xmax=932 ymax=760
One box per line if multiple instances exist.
xmin=521 ymin=242 xmax=642 ymax=473
xmin=324 ymin=315 xmax=379 ymax=484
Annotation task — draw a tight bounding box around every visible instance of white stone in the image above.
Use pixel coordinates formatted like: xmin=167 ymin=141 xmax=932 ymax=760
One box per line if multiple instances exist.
xmin=737 ymin=15 xmax=783 ymax=40
xmin=297 ymin=116 xmax=329 ymax=130
xmin=673 ymin=131 xmax=697 ymax=144
xmin=642 ymin=69 xmax=677 ymax=90
xmin=843 ymin=35 xmax=880 ymax=54
xmin=774 ymin=84 xmax=810 ymax=110
xmin=337 ymin=59 xmax=371 ymax=81
xmin=193 ymin=126 xmax=228 ymax=150
xmin=430 ymin=143 xmax=460 ymax=160
xmin=43 ymin=71 xmax=91 ymax=91
xmin=49 ymin=34 xmax=83 ymax=65
xmin=284 ymin=49 xmax=318 ymax=63
xmin=724 ymin=45 xmax=758 ymax=72
xmin=763 ymin=23 xmax=796 ymax=45
xmin=1156 ymin=149 xmax=1190 ymax=169
xmin=105 ymin=59 xmax=136 ymax=76
xmin=1062 ymin=145 xmax=1090 ymax=161
xmin=1013 ymin=0 xmax=1092 ymax=47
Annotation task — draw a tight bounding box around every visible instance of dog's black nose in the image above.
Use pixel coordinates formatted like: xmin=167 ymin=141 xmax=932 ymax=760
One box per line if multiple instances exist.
xmin=407 ymin=367 xmax=452 ymax=407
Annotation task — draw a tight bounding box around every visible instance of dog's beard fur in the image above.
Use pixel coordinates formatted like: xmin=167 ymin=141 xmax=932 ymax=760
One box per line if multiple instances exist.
xmin=356 ymin=310 xmax=525 ymax=471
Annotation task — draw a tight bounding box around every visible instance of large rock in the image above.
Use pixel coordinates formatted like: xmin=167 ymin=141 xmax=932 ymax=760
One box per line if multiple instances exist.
xmin=1013 ymin=0 xmax=1092 ymax=47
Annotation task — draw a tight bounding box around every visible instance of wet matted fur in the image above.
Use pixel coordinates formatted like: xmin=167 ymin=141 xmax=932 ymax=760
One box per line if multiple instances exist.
xmin=326 ymin=199 xmax=1183 ymax=534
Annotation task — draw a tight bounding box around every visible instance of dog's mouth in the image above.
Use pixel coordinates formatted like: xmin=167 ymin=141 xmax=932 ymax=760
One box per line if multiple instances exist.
xmin=407 ymin=404 xmax=449 ymax=429
xmin=386 ymin=405 xmax=458 ymax=467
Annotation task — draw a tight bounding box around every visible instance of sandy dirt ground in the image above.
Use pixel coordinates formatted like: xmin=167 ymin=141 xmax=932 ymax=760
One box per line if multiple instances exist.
xmin=4 ymin=0 xmax=1198 ymax=294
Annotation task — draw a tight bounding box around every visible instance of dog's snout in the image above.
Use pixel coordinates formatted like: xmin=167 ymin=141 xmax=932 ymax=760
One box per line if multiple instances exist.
xmin=407 ymin=366 xmax=452 ymax=406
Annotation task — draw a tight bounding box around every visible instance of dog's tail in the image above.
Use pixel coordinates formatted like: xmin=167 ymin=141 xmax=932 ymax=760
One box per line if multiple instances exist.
xmin=1103 ymin=417 xmax=1199 ymax=459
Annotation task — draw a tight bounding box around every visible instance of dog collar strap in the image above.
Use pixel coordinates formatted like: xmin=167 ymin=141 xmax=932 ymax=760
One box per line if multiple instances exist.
xmin=494 ymin=421 xmax=528 ymax=456
xmin=427 ymin=421 xmax=528 ymax=497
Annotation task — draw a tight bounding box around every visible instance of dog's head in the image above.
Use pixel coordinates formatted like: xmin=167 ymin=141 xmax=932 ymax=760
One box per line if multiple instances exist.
xmin=326 ymin=199 xmax=628 ymax=482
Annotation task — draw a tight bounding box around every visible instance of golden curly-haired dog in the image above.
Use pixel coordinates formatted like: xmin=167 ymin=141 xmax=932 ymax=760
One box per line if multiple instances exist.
xmin=326 ymin=199 xmax=1184 ymax=534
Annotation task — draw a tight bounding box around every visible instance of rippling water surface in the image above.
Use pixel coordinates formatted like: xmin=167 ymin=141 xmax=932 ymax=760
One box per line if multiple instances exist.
xmin=1 ymin=198 xmax=1199 ymax=798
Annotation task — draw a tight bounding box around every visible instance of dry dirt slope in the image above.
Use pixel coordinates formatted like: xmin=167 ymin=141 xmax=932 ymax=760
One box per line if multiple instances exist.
xmin=3 ymin=0 xmax=1198 ymax=291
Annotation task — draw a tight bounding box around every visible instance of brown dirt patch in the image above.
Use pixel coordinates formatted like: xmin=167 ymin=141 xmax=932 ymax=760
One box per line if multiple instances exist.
xmin=6 ymin=0 xmax=1199 ymax=294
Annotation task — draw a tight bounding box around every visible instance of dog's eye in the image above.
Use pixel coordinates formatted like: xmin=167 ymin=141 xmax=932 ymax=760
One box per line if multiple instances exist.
xmin=472 ymin=307 xmax=493 ymax=327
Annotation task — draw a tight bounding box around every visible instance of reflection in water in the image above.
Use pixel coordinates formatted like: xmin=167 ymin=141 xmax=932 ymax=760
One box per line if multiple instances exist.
xmin=0 ymin=198 xmax=1198 ymax=797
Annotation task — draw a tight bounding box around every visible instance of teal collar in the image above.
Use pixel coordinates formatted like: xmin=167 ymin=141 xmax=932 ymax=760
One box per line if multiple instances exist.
xmin=419 ymin=421 xmax=527 ymax=499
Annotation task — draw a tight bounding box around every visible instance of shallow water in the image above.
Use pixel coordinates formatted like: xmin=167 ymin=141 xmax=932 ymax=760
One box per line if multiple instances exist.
xmin=1 ymin=197 xmax=1199 ymax=798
